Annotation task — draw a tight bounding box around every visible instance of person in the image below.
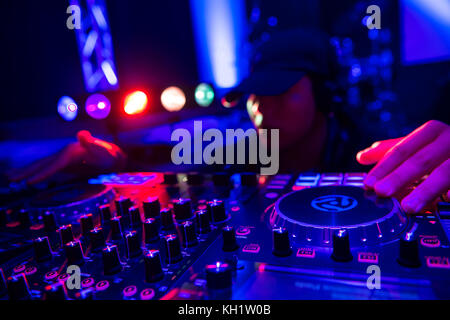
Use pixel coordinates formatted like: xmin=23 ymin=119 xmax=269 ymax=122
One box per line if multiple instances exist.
xmin=7 ymin=30 xmax=449 ymax=215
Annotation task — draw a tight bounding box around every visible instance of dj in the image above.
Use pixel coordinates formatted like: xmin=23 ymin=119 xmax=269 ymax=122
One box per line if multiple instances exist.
xmin=7 ymin=30 xmax=449 ymax=216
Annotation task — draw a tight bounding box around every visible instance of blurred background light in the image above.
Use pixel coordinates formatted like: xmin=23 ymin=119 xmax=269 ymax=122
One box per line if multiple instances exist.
xmin=124 ymin=90 xmax=148 ymax=115
xmin=57 ymin=96 xmax=78 ymax=121
xmin=194 ymin=83 xmax=215 ymax=107
xmin=160 ymin=86 xmax=186 ymax=112
xmin=85 ymin=93 xmax=111 ymax=119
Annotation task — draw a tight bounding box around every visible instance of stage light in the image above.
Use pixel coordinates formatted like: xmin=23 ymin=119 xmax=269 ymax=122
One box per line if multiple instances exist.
xmin=194 ymin=83 xmax=214 ymax=107
xmin=85 ymin=93 xmax=111 ymax=119
xmin=161 ymin=86 xmax=186 ymax=112
xmin=57 ymin=96 xmax=78 ymax=121
xmin=124 ymin=91 xmax=148 ymax=115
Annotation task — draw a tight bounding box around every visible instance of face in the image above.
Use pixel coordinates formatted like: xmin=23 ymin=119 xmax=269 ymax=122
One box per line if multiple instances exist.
xmin=246 ymin=75 xmax=317 ymax=149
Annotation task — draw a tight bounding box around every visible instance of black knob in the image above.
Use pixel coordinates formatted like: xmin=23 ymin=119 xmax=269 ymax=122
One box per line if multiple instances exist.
xmin=110 ymin=216 xmax=123 ymax=240
xmin=7 ymin=273 xmax=30 ymax=300
xmin=180 ymin=220 xmax=198 ymax=248
xmin=43 ymin=211 xmax=57 ymax=233
xmin=98 ymin=204 xmax=112 ymax=225
xmin=272 ymin=227 xmax=292 ymax=257
xmin=208 ymin=199 xmax=228 ymax=224
xmin=89 ymin=227 xmax=105 ymax=252
xmin=115 ymin=197 xmax=132 ymax=226
xmin=125 ymin=230 xmax=142 ymax=258
xmin=0 ymin=268 xmax=6 ymax=296
xmin=240 ymin=173 xmax=258 ymax=187
xmin=102 ymin=245 xmax=122 ymax=275
xmin=212 ymin=173 xmax=231 ymax=187
xmin=80 ymin=213 xmax=94 ymax=237
xmin=143 ymin=197 xmax=160 ymax=219
xmin=65 ymin=240 xmax=85 ymax=265
xmin=397 ymin=234 xmax=421 ymax=268
xmin=160 ymin=208 xmax=175 ymax=230
xmin=187 ymin=172 xmax=204 ymax=185
xmin=196 ymin=210 xmax=211 ymax=234
xmin=44 ymin=282 xmax=68 ymax=300
xmin=59 ymin=224 xmax=74 ymax=247
xmin=205 ymin=261 xmax=232 ymax=290
xmin=331 ymin=229 xmax=353 ymax=262
xmin=33 ymin=237 xmax=53 ymax=262
xmin=222 ymin=226 xmax=239 ymax=251
xmin=18 ymin=209 xmax=31 ymax=228
xmin=164 ymin=234 xmax=182 ymax=264
xmin=144 ymin=250 xmax=164 ymax=282
xmin=0 ymin=208 xmax=7 ymax=227
xmin=128 ymin=206 xmax=142 ymax=228
xmin=144 ymin=218 xmax=159 ymax=243
xmin=172 ymin=198 xmax=193 ymax=221
xmin=163 ymin=172 xmax=178 ymax=185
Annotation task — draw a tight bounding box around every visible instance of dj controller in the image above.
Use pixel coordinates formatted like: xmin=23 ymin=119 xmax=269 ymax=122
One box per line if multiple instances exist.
xmin=1 ymin=172 xmax=450 ymax=300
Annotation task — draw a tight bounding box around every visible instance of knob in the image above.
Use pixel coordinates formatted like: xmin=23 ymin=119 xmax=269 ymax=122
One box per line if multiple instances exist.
xmin=240 ymin=173 xmax=258 ymax=187
xmin=110 ymin=216 xmax=123 ymax=240
xmin=208 ymin=199 xmax=228 ymax=224
xmin=205 ymin=261 xmax=232 ymax=290
xmin=272 ymin=227 xmax=292 ymax=257
xmin=187 ymin=172 xmax=204 ymax=185
xmin=102 ymin=245 xmax=122 ymax=275
xmin=180 ymin=220 xmax=198 ymax=248
xmin=164 ymin=234 xmax=182 ymax=264
xmin=80 ymin=213 xmax=94 ymax=237
xmin=125 ymin=230 xmax=142 ymax=258
xmin=33 ymin=237 xmax=53 ymax=262
xmin=89 ymin=227 xmax=105 ymax=252
xmin=222 ymin=226 xmax=239 ymax=252
xmin=143 ymin=197 xmax=160 ymax=219
xmin=331 ymin=229 xmax=353 ymax=262
xmin=163 ymin=172 xmax=178 ymax=185
xmin=7 ymin=273 xmax=31 ymax=300
xmin=44 ymin=282 xmax=68 ymax=300
xmin=212 ymin=173 xmax=231 ymax=187
xmin=0 ymin=208 xmax=7 ymax=227
xmin=128 ymin=206 xmax=142 ymax=229
xmin=144 ymin=218 xmax=159 ymax=243
xmin=58 ymin=224 xmax=74 ymax=247
xmin=0 ymin=268 xmax=7 ymax=296
xmin=160 ymin=208 xmax=175 ymax=230
xmin=43 ymin=211 xmax=57 ymax=233
xmin=397 ymin=234 xmax=421 ymax=268
xmin=196 ymin=210 xmax=211 ymax=234
xmin=98 ymin=204 xmax=112 ymax=225
xmin=115 ymin=197 xmax=132 ymax=226
xmin=172 ymin=198 xmax=193 ymax=221
xmin=18 ymin=209 xmax=31 ymax=228
xmin=144 ymin=250 xmax=164 ymax=282
xmin=65 ymin=241 xmax=85 ymax=265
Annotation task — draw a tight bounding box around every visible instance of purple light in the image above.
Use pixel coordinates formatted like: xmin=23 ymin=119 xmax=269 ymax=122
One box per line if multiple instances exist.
xmin=85 ymin=93 xmax=111 ymax=119
xmin=57 ymin=96 xmax=78 ymax=121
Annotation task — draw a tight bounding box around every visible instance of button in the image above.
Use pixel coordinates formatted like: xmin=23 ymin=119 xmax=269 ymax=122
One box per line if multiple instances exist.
xmin=140 ymin=288 xmax=155 ymax=300
xmin=143 ymin=197 xmax=161 ymax=219
xmin=43 ymin=211 xmax=57 ymax=232
xmin=236 ymin=226 xmax=251 ymax=236
xmin=331 ymin=229 xmax=352 ymax=262
xmin=81 ymin=277 xmax=94 ymax=288
xmin=7 ymin=273 xmax=31 ymax=300
xmin=160 ymin=208 xmax=175 ymax=230
xmin=144 ymin=218 xmax=160 ymax=243
xmin=128 ymin=206 xmax=142 ymax=228
xmin=172 ymin=198 xmax=193 ymax=221
xmin=357 ymin=252 xmax=378 ymax=263
xmin=420 ymin=236 xmax=440 ymax=248
xmin=426 ymin=256 xmax=450 ymax=269
xmin=65 ymin=241 xmax=85 ymax=265
xmin=164 ymin=234 xmax=182 ymax=264
xmin=144 ymin=250 xmax=164 ymax=282
xmin=96 ymin=280 xmax=110 ymax=291
xmin=89 ymin=227 xmax=105 ymax=252
xmin=80 ymin=213 xmax=94 ymax=237
xmin=44 ymin=271 xmax=58 ymax=281
xmin=208 ymin=199 xmax=228 ymax=224
xmin=397 ymin=234 xmax=421 ymax=268
xmin=110 ymin=216 xmax=123 ymax=240
xmin=272 ymin=227 xmax=292 ymax=257
xmin=123 ymin=285 xmax=137 ymax=298
xmin=242 ymin=244 xmax=260 ymax=253
xmin=180 ymin=220 xmax=198 ymax=248
xmin=102 ymin=245 xmax=122 ymax=275
xmin=125 ymin=230 xmax=142 ymax=258
xmin=296 ymin=248 xmax=316 ymax=259
xmin=58 ymin=224 xmax=74 ymax=247
xmin=222 ymin=226 xmax=239 ymax=252
xmin=33 ymin=236 xmax=53 ymax=262
xmin=98 ymin=204 xmax=112 ymax=225
xmin=205 ymin=262 xmax=232 ymax=290
xmin=196 ymin=210 xmax=211 ymax=234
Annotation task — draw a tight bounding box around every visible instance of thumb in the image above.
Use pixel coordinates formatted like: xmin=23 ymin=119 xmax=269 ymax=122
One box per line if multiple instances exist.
xmin=356 ymin=137 xmax=403 ymax=165
xmin=77 ymin=130 xmax=95 ymax=148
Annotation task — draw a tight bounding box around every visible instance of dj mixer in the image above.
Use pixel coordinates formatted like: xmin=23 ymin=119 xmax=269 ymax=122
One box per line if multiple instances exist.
xmin=1 ymin=172 xmax=450 ymax=300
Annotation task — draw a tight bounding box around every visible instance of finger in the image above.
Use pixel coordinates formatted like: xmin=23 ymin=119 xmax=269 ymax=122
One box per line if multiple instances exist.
xmin=356 ymin=138 xmax=403 ymax=165
xmin=7 ymin=154 xmax=59 ymax=182
xmin=373 ymin=131 xmax=450 ymax=197
xmin=364 ymin=120 xmax=445 ymax=188
xmin=401 ymin=159 xmax=450 ymax=213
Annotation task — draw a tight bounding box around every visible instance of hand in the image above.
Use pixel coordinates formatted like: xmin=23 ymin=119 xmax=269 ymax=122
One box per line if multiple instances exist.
xmin=7 ymin=130 xmax=127 ymax=185
xmin=356 ymin=120 xmax=450 ymax=213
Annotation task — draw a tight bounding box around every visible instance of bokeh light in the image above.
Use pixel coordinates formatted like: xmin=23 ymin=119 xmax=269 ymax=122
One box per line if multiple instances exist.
xmin=85 ymin=93 xmax=111 ymax=119
xmin=57 ymin=96 xmax=78 ymax=121
xmin=160 ymin=86 xmax=186 ymax=112
xmin=194 ymin=83 xmax=215 ymax=107
xmin=124 ymin=90 xmax=148 ymax=115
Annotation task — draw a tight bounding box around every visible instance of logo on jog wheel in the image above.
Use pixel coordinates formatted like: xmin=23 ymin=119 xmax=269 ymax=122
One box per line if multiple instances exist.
xmin=311 ymin=195 xmax=358 ymax=212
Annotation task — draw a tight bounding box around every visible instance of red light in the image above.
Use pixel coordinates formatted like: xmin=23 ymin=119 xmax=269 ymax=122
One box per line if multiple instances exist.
xmin=124 ymin=91 xmax=148 ymax=115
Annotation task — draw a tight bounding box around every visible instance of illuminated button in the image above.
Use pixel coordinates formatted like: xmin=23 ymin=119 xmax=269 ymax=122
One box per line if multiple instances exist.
xmin=242 ymin=244 xmax=260 ymax=254
xmin=236 ymin=226 xmax=251 ymax=236
xmin=420 ymin=236 xmax=440 ymax=248
xmin=123 ymin=285 xmax=137 ymax=298
xmin=13 ymin=264 xmax=26 ymax=273
xmin=357 ymin=252 xmax=379 ymax=263
xmin=140 ymin=288 xmax=155 ymax=300
xmin=44 ymin=271 xmax=59 ymax=281
xmin=24 ymin=266 xmax=37 ymax=276
xmin=426 ymin=256 xmax=450 ymax=269
xmin=57 ymin=273 xmax=69 ymax=283
xmin=96 ymin=280 xmax=110 ymax=291
xmin=81 ymin=277 xmax=95 ymax=288
xmin=296 ymin=248 xmax=316 ymax=259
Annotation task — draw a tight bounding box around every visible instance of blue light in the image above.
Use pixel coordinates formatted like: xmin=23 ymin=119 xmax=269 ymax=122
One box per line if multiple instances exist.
xmin=267 ymin=16 xmax=278 ymax=27
xmin=57 ymin=96 xmax=78 ymax=121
